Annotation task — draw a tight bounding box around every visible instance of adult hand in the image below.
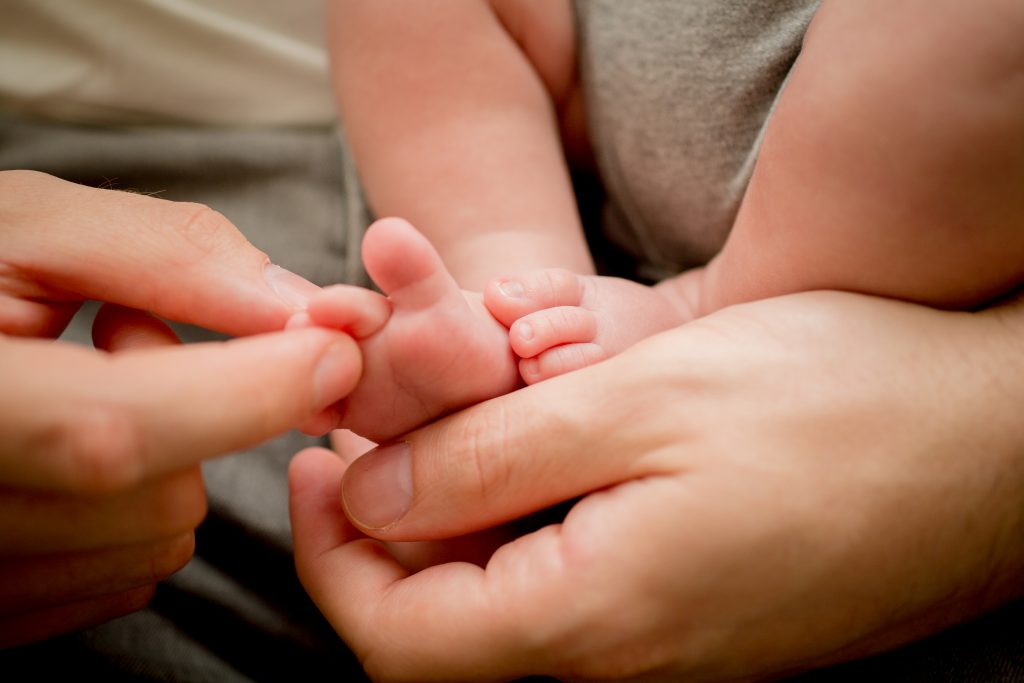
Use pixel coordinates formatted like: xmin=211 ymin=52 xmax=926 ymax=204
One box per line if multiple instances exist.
xmin=291 ymin=290 xmax=1024 ymax=681
xmin=0 ymin=171 xmax=361 ymax=646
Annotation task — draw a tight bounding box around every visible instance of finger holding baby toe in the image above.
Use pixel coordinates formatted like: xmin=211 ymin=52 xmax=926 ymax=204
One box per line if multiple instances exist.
xmin=297 ymin=402 xmax=346 ymax=437
xmin=520 ymin=343 xmax=607 ymax=384
xmin=484 ymin=268 xmax=584 ymax=327
xmin=510 ymin=306 xmax=597 ymax=358
xmin=307 ymin=285 xmax=391 ymax=339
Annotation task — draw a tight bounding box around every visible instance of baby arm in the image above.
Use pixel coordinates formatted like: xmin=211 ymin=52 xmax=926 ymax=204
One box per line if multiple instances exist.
xmin=686 ymin=0 xmax=1024 ymax=315
xmin=329 ymin=0 xmax=592 ymax=290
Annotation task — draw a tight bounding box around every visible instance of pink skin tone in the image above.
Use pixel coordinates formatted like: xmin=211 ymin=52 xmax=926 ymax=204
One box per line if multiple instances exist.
xmin=297 ymin=217 xmax=516 ymax=443
xmin=303 ymin=217 xmax=683 ymax=442
xmin=484 ymin=268 xmax=687 ymax=385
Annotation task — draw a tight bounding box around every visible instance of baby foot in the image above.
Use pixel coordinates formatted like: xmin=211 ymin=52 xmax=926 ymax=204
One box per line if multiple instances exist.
xmin=305 ymin=218 xmax=519 ymax=442
xmin=483 ymin=269 xmax=686 ymax=384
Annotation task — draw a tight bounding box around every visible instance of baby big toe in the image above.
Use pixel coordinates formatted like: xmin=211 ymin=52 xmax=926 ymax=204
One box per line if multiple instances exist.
xmin=519 ymin=343 xmax=607 ymax=385
xmin=483 ymin=268 xmax=585 ymax=328
xmin=509 ymin=306 xmax=597 ymax=358
xmin=362 ymin=217 xmax=459 ymax=311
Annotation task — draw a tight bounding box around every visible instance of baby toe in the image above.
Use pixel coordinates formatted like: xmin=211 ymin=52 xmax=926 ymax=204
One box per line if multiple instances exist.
xmin=306 ymin=284 xmax=391 ymax=339
xmin=509 ymin=306 xmax=597 ymax=358
xmin=519 ymin=342 xmax=608 ymax=385
xmin=483 ymin=268 xmax=584 ymax=328
xmin=362 ymin=217 xmax=461 ymax=311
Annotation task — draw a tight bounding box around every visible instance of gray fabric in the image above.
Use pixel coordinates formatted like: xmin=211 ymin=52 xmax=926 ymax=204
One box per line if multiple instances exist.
xmin=577 ymin=0 xmax=818 ymax=280
xmin=0 ymin=114 xmax=370 ymax=681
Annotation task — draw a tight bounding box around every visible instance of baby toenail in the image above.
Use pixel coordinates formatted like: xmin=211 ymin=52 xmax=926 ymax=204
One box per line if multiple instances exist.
xmin=498 ymin=280 xmax=525 ymax=298
xmin=517 ymin=322 xmax=534 ymax=340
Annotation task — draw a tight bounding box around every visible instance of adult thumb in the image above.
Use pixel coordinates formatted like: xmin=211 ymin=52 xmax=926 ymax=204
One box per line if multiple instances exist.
xmin=339 ymin=351 xmax=652 ymax=541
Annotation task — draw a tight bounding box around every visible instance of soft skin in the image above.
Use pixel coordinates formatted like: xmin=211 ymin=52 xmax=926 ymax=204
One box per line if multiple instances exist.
xmin=307 ymin=0 xmax=1024 ymax=678
xmin=292 ymin=290 xmax=1024 ymax=681
xmin=0 ymin=170 xmax=361 ymax=646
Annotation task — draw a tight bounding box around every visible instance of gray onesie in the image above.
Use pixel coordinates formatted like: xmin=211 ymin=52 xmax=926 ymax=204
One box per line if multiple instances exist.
xmin=576 ymin=0 xmax=820 ymax=280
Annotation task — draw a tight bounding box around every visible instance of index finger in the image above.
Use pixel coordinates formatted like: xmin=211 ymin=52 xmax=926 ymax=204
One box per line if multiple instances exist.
xmin=0 ymin=327 xmax=361 ymax=493
xmin=0 ymin=171 xmax=319 ymax=336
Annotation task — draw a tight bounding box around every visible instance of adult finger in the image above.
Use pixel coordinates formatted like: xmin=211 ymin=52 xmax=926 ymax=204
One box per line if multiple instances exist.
xmin=339 ymin=334 xmax=679 ymax=540
xmin=0 ymin=170 xmax=320 ymax=336
xmin=0 ymin=467 xmax=206 ymax=555
xmin=331 ymin=429 xmax=376 ymax=464
xmin=0 ymin=533 xmax=194 ymax=616
xmin=92 ymin=304 xmax=182 ymax=351
xmin=0 ymin=327 xmax=361 ymax=492
xmin=306 ymin=284 xmax=392 ymax=339
xmin=0 ymin=585 xmax=156 ymax=649
xmin=0 ymin=295 xmax=81 ymax=339
xmin=291 ymin=447 xmax=564 ymax=680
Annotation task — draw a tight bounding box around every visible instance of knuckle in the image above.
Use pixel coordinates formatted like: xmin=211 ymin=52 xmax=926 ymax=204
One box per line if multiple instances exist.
xmin=166 ymin=202 xmax=246 ymax=259
xmin=46 ymin=403 xmax=144 ymax=493
xmin=0 ymin=169 xmax=51 ymax=192
xmin=449 ymin=404 xmax=515 ymax=504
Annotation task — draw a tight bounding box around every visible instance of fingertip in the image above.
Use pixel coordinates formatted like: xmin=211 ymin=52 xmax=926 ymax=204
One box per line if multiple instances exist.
xmin=289 ymin=446 xmax=346 ymax=497
xmin=297 ymin=403 xmax=345 ymax=436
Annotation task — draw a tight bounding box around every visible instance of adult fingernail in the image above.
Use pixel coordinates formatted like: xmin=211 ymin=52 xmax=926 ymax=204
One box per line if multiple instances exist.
xmin=342 ymin=441 xmax=413 ymax=530
xmin=498 ymin=279 xmax=525 ymax=298
xmin=314 ymin=340 xmax=359 ymax=407
xmin=264 ymin=264 xmax=320 ymax=309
